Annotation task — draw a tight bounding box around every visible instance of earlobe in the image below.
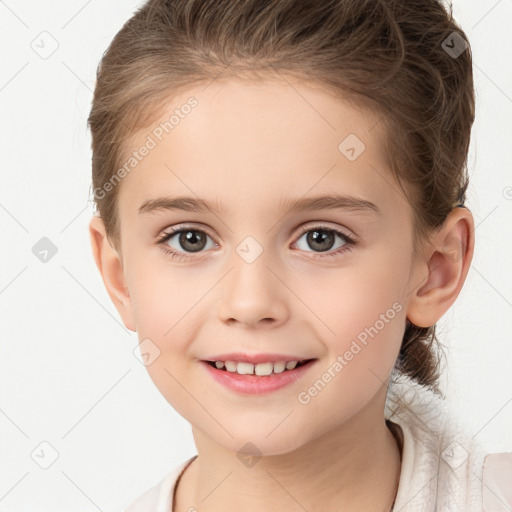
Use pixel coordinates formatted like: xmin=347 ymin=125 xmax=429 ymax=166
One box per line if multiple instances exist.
xmin=406 ymin=207 xmax=475 ymax=328
xmin=88 ymin=215 xmax=136 ymax=332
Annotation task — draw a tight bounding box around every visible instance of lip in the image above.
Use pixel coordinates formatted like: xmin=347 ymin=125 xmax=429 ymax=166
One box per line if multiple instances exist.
xmin=200 ymin=358 xmax=318 ymax=395
xmin=201 ymin=352 xmax=313 ymax=364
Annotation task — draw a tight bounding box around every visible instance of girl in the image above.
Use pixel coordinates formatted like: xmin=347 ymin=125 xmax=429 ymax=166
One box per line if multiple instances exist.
xmin=87 ymin=0 xmax=511 ymax=510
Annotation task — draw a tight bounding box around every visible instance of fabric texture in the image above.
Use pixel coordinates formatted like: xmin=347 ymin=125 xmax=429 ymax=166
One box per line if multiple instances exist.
xmin=120 ymin=375 xmax=511 ymax=512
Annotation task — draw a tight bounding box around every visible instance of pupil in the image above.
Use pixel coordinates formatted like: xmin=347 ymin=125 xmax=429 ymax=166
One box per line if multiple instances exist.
xmin=180 ymin=230 xmax=206 ymax=252
xmin=308 ymin=230 xmax=334 ymax=252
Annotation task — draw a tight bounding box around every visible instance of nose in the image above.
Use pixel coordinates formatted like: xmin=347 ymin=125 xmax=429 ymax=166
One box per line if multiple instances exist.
xmin=218 ymin=252 xmax=290 ymax=329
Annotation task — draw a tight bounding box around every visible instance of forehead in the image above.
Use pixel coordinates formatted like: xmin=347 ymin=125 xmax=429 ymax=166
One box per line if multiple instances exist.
xmin=117 ymin=75 xmax=406 ymax=221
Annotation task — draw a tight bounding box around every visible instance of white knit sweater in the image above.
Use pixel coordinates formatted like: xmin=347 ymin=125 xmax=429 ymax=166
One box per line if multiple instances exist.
xmin=121 ymin=376 xmax=512 ymax=512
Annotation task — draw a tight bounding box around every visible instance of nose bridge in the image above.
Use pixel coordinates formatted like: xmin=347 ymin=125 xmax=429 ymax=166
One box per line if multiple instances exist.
xmin=218 ymin=234 xmax=288 ymax=327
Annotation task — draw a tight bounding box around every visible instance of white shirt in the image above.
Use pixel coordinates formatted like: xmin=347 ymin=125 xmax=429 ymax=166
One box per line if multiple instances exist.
xmin=121 ymin=376 xmax=512 ymax=512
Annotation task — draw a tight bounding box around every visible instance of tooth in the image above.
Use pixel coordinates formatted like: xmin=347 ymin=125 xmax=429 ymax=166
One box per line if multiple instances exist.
xmin=225 ymin=361 xmax=238 ymax=372
xmin=236 ymin=362 xmax=254 ymax=375
xmin=217 ymin=360 xmax=302 ymax=375
xmin=255 ymin=362 xmax=273 ymax=376
xmin=273 ymin=361 xmax=286 ymax=374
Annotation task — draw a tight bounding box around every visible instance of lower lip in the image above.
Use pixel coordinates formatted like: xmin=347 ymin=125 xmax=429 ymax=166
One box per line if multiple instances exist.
xmin=201 ymin=360 xmax=317 ymax=395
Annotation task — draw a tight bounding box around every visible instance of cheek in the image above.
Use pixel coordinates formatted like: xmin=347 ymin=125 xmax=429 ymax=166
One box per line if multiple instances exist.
xmin=291 ymin=252 xmax=409 ymax=391
xmin=126 ymin=259 xmax=223 ymax=403
xmin=126 ymin=255 xmax=196 ymax=359
xmin=126 ymin=240 xmax=204 ymax=334
xmin=289 ymin=267 xmax=408 ymax=433
xmin=297 ymin=256 xmax=408 ymax=342
xmin=127 ymin=264 xmax=201 ymax=414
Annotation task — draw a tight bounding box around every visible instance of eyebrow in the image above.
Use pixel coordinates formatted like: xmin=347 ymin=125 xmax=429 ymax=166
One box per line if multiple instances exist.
xmin=138 ymin=193 xmax=380 ymax=216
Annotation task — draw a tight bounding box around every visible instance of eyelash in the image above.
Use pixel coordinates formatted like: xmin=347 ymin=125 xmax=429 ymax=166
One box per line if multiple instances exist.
xmin=156 ymin=223 xmax=357 ymax=262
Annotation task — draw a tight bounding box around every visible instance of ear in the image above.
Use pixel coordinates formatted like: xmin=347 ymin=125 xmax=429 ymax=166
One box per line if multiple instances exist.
xmin=88 ymin=215 xmax=136 ymax=332
xmin=406 ymin=207 xmax=475 ymax=328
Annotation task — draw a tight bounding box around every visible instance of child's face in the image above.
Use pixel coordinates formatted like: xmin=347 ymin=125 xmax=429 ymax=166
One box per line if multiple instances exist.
xmin=113 ymin=76 xmax=425 ymax=454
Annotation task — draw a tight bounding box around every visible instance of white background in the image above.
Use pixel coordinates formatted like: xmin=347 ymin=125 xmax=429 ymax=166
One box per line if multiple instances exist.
xmin=0 ymin=1 xmax=511 ymax=511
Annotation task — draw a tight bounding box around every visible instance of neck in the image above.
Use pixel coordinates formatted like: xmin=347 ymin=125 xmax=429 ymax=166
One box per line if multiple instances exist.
xmin=174 ymin=384 xmax=401 ymax=512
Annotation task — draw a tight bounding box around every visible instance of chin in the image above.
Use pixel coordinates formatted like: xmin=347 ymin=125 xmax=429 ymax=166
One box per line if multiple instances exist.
xmin=219 ymin=428 xmax=311 ymax=459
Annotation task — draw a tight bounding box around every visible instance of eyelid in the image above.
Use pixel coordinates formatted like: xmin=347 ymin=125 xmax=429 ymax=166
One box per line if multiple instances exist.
xmin=157 ymin=223 xmax=216 ymax=243
xmin=158 ymin=221 xmax=355 ymax=244
xmin=294 ymin=221 xmax=357 ymax=241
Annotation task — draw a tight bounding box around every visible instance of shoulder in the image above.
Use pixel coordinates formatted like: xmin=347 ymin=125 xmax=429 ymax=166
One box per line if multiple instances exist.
xmin=120 ymin=455 xmax=197 ymax=512
xmin=482 ymin=452 xmax=512 ymax=511
xmin=385 ymin=375 xmax=512 ymax=511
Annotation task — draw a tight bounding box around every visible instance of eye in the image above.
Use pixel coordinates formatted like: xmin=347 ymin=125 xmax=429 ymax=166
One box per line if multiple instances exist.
xmin=156 ymin=223 xmax=357 ymax=262
xmin=293 ymin=224 xmax=357 ymax=259
xmin=156 ymin=225 xmax=216 ymax=262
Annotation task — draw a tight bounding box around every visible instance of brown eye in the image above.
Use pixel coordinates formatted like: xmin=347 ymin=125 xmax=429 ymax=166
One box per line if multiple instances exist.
xmin=304 ymin=229 xmax=337 ymax=252
xmin=174 ymin=230 xmax=208 ymax=253
xmin=157 ymin=226 xmax=216 ymax=261
xmin=294 ymin=225 xmax=355 ymax=257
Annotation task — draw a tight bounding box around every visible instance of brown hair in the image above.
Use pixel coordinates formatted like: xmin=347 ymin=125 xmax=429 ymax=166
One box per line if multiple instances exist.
xmin=88 ymin=0 xmax=475 ymax=391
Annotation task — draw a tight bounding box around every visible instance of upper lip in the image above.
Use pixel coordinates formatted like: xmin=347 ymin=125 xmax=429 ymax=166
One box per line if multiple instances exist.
xmin=202 ymin=353 xmax=316 ymax=364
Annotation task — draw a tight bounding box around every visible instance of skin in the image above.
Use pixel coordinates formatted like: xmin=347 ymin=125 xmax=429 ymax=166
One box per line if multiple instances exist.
xmin=89 ymin=74 xmax=474 ymax=512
